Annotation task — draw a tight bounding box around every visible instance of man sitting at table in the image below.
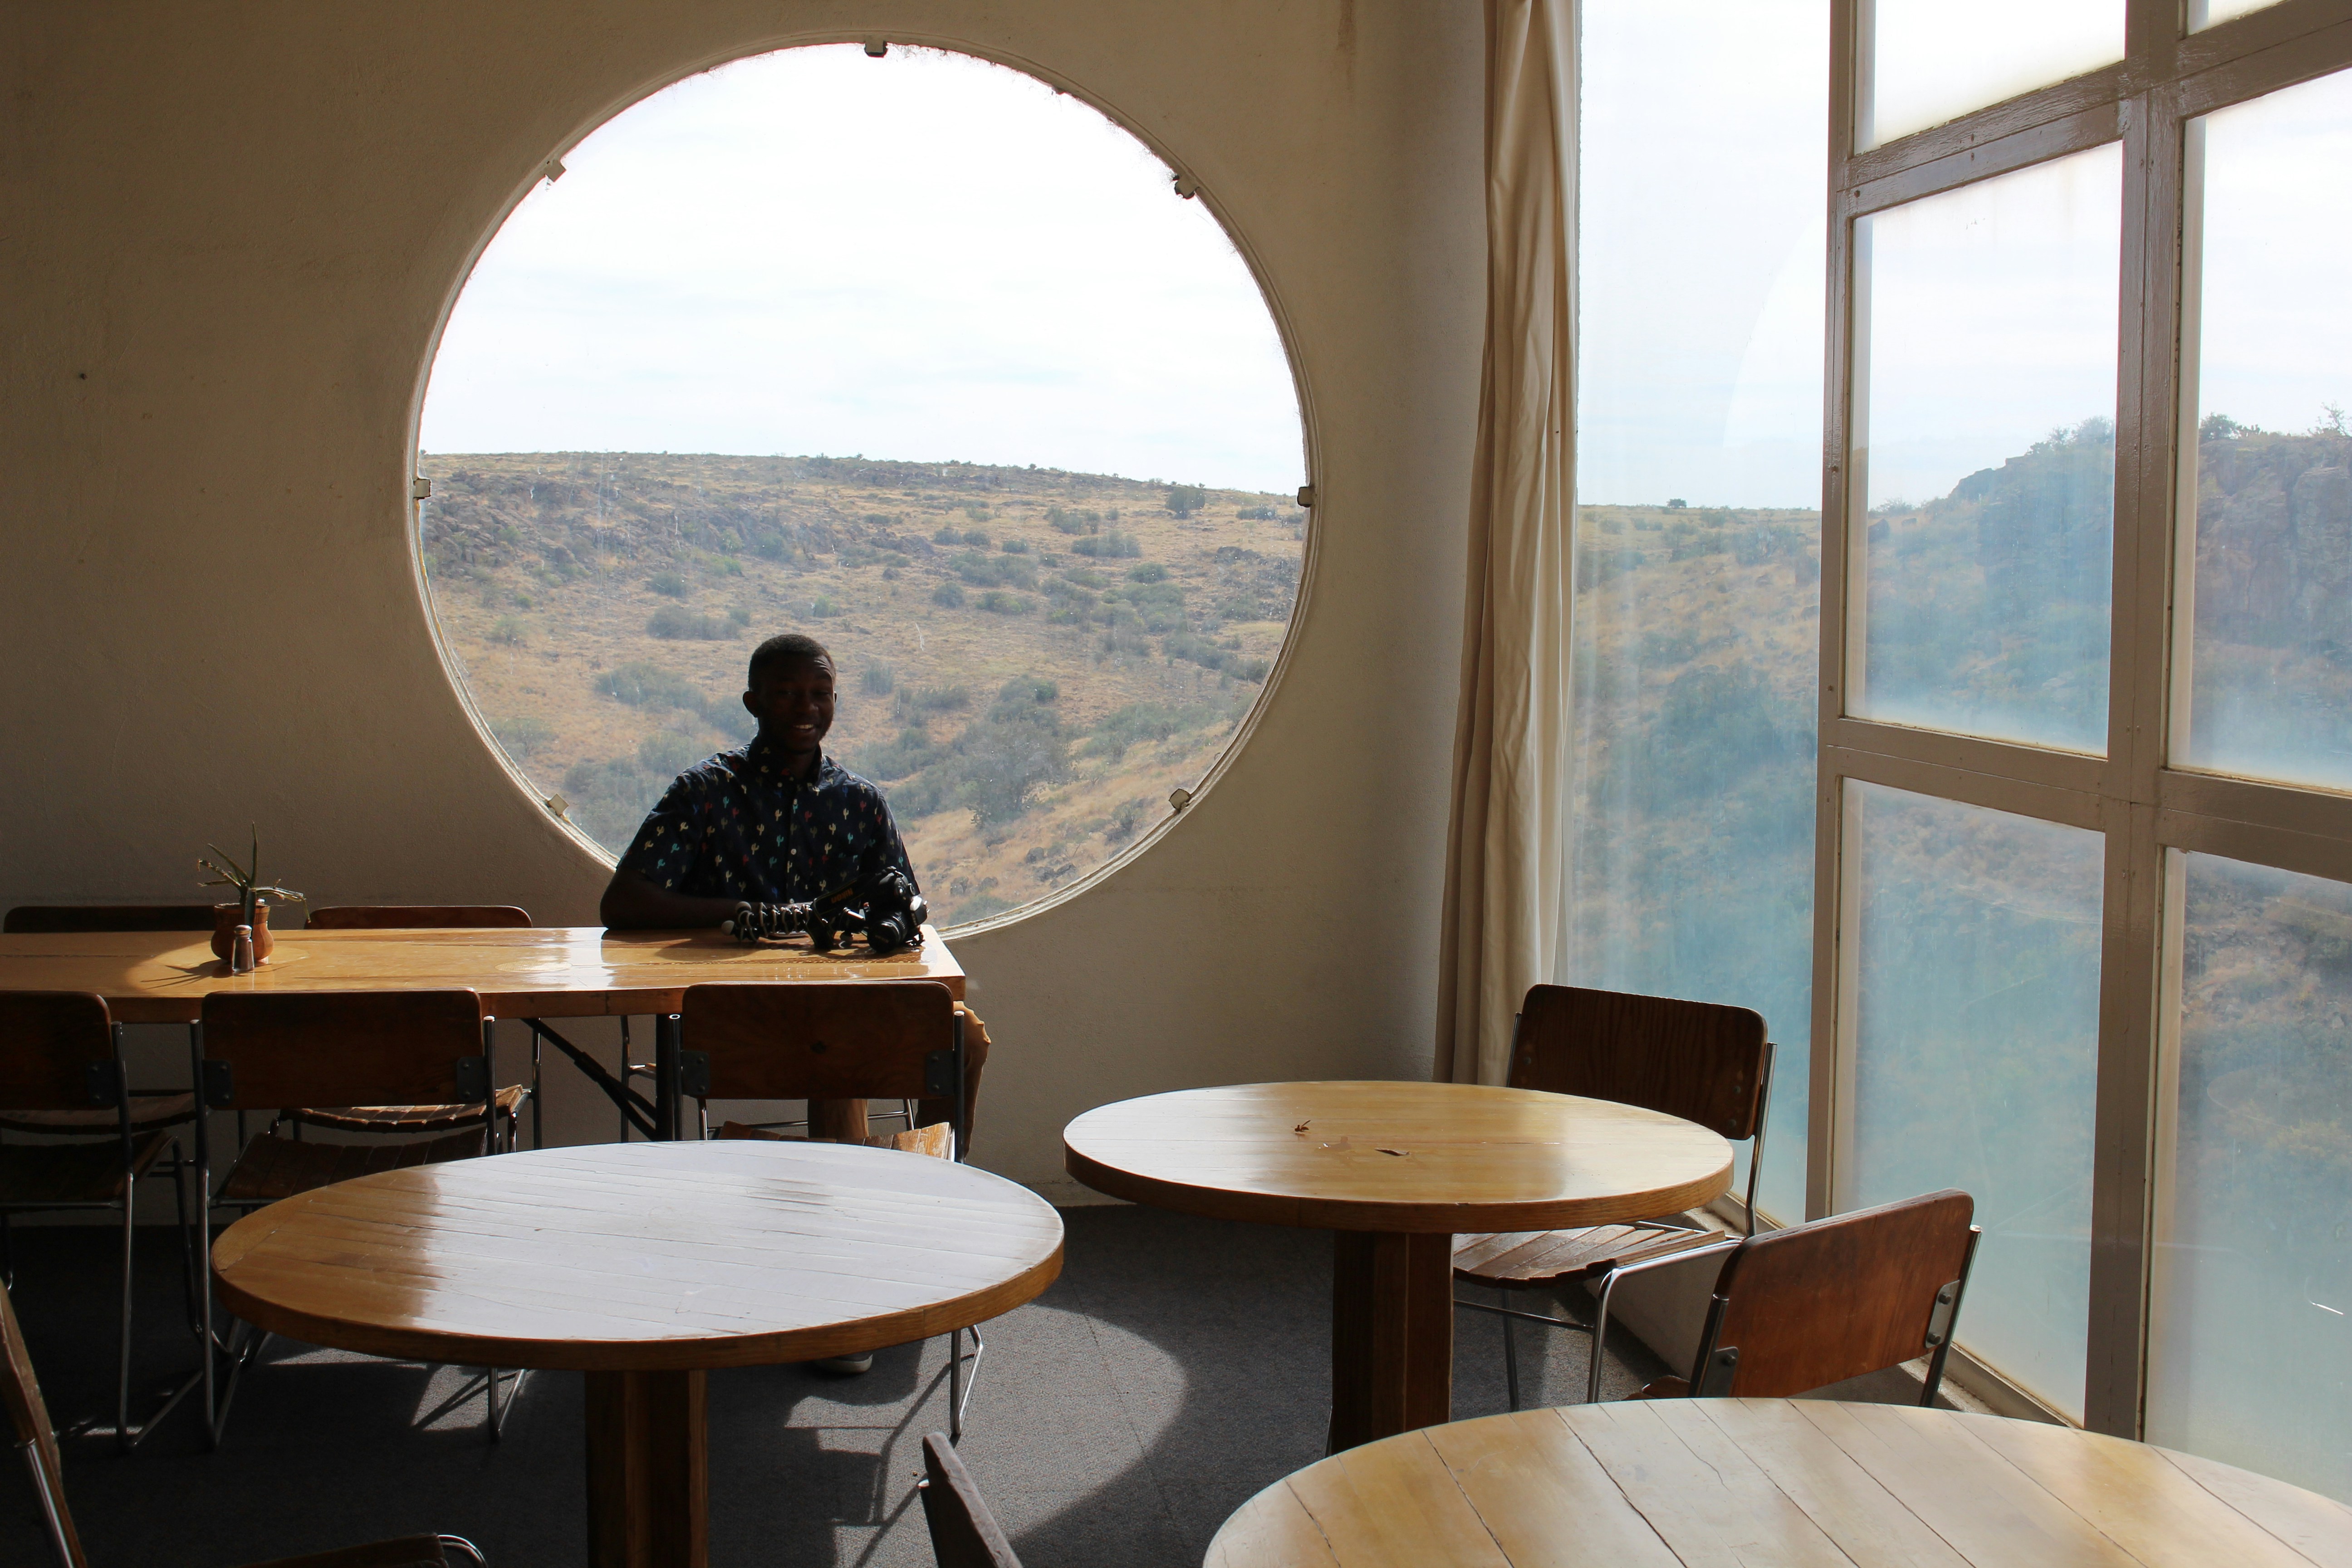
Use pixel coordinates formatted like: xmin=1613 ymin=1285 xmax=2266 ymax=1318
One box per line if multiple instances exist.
xmin=600 ymin=631 xmax=916 ymax=927
xmin=600 ymin=631 xmax=987 ymax=1375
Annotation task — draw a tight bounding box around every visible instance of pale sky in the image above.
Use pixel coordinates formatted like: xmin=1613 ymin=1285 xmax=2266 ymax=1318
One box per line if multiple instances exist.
xmin=422 ymin=45 xmax=1304 ymax=494
xmin=426 ymin=23 xmax=2352 ymax=514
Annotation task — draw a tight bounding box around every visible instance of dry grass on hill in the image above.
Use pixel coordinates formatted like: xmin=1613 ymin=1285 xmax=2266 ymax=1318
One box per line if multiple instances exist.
xmin=417 ymin=451 xmax=1304 ymax=925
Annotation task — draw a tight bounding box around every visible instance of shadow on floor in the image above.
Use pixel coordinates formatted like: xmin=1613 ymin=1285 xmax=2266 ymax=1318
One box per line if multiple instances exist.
xmin=0 ymin=1207 xmax=1669 ymax=1567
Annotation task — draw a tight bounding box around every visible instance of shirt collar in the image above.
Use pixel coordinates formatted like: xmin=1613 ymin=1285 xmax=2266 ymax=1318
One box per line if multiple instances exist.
xmin=747 ymin=732 xmax=834 ymax=785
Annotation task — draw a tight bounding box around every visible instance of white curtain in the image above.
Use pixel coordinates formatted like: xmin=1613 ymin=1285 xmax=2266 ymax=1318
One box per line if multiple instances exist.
xmin=1435 ymin=0 xmax=1576 ymax=1086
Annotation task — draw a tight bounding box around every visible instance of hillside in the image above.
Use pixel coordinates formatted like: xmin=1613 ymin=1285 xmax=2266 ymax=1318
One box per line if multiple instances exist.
xmin=416 ymin=451 xmax=1303 ymax=925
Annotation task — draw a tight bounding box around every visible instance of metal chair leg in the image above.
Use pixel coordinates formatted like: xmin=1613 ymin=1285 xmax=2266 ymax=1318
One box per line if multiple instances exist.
xmin=946 ymin=1323 xmax=985 ymax=1443
xmin=20 ymin=1438 xmax=75 ymax=1568
xmin=116 ymin=1171 xmax=136 ymax=1450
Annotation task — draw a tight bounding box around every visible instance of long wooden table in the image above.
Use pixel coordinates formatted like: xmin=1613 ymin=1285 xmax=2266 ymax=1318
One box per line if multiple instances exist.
xmin=214 ymin=1140 xmax=1063 ymax=1568
xmin=0 ymin=924 xmax=963 ymax=1137
xmin=1206 ymin=1398 xmax=2352 ymax=1567
xmin=1065 ymin=1081 xmax=1731 ymax=1452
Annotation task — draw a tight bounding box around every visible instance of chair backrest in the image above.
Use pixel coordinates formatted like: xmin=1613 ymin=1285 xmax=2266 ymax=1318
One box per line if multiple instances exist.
xmin=1690 ymin=1188 xmax=1979 ymax=1402
xmin=682 ymin=982 xmax=963 ymax=1148
xmin=1509 ymin=984 xmax=1769 ymax=1140
xmin=4 ymin=904 xmax=215 ymax=935
xmin=0 ymin=992 xmax=121 ymax=1114
xmin=1 ymin=1281 xmax=90 ymax=1567
xmin=198 ymin=990 xmax=490 ymax=1112
xmin=306 ymin=906 xmax=531 ymax=929
xmin=919 ymin=1431 xmax=1022 ymax=1568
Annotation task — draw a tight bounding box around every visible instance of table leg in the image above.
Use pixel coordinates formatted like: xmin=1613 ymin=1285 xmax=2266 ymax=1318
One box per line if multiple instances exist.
xmin=808 ymin=1098 xmax=870 ymax=1141
xmin=652 ymin=1014 xmax=682 ymax=1141
xmin=1327 ymin=1230 xmax=1453 ymax=1454
xmin=585 ymin=1368 xmax=708 ymax=1568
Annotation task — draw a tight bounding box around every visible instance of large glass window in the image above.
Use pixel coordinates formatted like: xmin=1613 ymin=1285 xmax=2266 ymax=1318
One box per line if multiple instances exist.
xmin=1857 ymin=0 xmax=2124 ymax=151
xmin=2177 ymin=68 xmax=2352 ymax=791
xmin=2149 ymin=852 xmax=2352 ymax=1502
xmin=1846 ymin=782 xmax=2103 ymax=1419
xmin=1821 ymin=0 xmax=2352 ymax=1471
xmin=1568 ymin=0 xmax=1827 ymax=1224
xmin=417 ymin=45 xmax=1303 ymax=927
xmin=1852 ymin=145 xmax=2121 ymax=754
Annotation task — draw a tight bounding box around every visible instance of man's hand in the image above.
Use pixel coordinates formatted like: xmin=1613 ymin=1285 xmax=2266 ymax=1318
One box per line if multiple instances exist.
xmin=598 ymin=867 xmax=748 ymax=931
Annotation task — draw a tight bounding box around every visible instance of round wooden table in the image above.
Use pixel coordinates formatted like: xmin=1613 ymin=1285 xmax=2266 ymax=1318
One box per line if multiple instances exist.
xmin=213 ymin=1139 xmax=1063 ymax=1568
xmin=1206 ymin=1399 xmax=2352 ymax=1567
xmin=1063 ymin=1081 xmax=1730 ymax=1452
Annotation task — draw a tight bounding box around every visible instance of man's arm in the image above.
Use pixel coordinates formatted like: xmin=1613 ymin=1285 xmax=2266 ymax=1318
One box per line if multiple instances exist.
xmin=598 ymin=866 xmax=745 ymax=931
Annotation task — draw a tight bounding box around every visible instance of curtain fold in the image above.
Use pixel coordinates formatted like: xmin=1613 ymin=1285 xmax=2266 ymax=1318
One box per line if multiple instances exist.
xmin=1435 ymin=0 xmax=1576 ymax=1086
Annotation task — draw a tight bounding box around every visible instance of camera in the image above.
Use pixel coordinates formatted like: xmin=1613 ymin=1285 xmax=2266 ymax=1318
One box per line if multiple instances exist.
xmin=724 ymin=869 xmax=930 ymax=954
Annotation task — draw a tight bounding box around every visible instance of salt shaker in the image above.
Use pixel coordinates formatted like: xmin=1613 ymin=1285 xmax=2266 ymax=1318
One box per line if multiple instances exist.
xmin=231 ymin=924 xmax=256 ymax=975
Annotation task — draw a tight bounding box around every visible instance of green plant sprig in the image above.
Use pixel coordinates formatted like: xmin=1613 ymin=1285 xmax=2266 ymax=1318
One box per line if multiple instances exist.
xmin=196 ymin=826 xmax=305 ymax=924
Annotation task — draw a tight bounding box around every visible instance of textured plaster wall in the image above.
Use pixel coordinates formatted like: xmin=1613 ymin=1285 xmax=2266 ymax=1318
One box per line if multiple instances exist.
xmin=0 ymin=1 xmax=1484 ymax=1196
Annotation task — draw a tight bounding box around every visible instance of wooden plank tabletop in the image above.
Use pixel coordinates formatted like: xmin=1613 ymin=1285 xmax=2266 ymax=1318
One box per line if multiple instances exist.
xmin=1063 ymin=1081 xmax=1732 ymax=1232
xmin=1206 ymin=1399 xmax=2352 ymax=1568
xmin=211 ymin=1139 xmax=1062 ymax=1372
xmin=0 ymin=924 xmax=964 ymax=1022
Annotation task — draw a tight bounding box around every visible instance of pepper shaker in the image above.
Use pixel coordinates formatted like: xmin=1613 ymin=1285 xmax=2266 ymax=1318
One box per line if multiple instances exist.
xmin=231 ymin=924 xmax=255 ymax=975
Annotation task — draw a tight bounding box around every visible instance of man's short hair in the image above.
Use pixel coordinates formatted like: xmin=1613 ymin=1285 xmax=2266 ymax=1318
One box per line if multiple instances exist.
xmin=749 ymin=633 xmax=834 ymax=686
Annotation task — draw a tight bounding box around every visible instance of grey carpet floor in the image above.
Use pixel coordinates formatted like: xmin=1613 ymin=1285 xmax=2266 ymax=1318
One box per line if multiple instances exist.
xmin=1 ymin=1207 xmax=1668 ymax=1566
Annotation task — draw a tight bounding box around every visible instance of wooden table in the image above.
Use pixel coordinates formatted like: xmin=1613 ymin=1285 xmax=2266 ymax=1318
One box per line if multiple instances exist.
xmin=0 ymin=924 xmax=963 ymax=1136
xmin=212 ymin=1138 xmax=1062 ymax=1568
xmin=1206 ymin=1399 xmax=2352 ymax=1568
xmin=1063 ymin=1081 xmax=1730 ymax=1452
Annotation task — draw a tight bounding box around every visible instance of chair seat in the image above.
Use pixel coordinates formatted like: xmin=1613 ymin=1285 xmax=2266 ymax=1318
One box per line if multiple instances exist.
xmin=220 ymin=1127 xmax=488 ymax=1205
xmin=292 ymin=1084 xmax=528 ymax=1134
xmin=1453 ymin=1220 xmax=1721 ymax=1287
xmin=0 ymin=1092 xmax=197 ymax=1135
xmin=716 ymin=1119 xmax=954 ymax=1161
xmin=0 ymin=1131 xmax=173 ymax=1206
xmin=242 ymin=1536 xmax=453 ymax=1568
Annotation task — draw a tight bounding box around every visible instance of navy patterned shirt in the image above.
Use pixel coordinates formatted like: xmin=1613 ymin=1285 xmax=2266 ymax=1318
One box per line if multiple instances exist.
xmin=615 ymin=736 xmax=918 ymax=902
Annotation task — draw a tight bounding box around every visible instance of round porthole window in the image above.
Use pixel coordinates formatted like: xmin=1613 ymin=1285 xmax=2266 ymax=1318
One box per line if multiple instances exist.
xmin=416 ymin=44 xmax=1305 ymax=928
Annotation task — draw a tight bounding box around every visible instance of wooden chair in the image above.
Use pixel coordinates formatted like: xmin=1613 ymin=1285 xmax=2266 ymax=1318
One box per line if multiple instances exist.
xmin=680 ymin=981 xmax=983 ymax=1432
xmin=3 ymin=1281 xmax=485 ymax=1568
xmin=299 ymin=906 xmax=538 ymax=1151
xmin=3 ymin=905 xmax=217 ymax=935
xmin=0 ymin=993 xmax=191 ymax=1450
xmin=917 ymin=1430 xmax=1022 ymax=1568
xmin=0 ymin=906 xmax=204 ymax=1144
xmin=194 ymin=990 xmax=503 ymax=1446
xmin=1632 ymin=1188 xmax=1981 ymax=1405
xmin=1451 ymin=983 xmax=1774 ymax=1407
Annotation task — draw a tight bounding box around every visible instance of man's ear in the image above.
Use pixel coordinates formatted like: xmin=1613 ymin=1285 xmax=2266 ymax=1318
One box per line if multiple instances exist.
xmin=741 ymin=690 xmax=757 ymax=716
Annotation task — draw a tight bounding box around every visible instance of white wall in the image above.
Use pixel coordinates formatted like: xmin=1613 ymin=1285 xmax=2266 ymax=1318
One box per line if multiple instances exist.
xmin=0 ymin=0 xmax=1485 ymax=1197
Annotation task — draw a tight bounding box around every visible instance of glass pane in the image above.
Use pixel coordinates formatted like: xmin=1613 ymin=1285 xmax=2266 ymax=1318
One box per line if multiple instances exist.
xmin=1859 ymin=0 xmax=2123 ymax=150
xmin=417 ymin=46 xmax=1303 ymax=928
xmin=1847 ymin=781 xmax=2103 ymax=1418
xmin=2178 ymin=69 xmax=2352 ymax=792
xmin=2188 ymin=0 xmax=2283 ymax=30
xmin=2149 ymin=853 xmax=2352 ymax=1503
xmin=1568 ymin=0 xmax=1826 ymax=1223
xmin=1853 ymin=145 xmax=2120 ymax=753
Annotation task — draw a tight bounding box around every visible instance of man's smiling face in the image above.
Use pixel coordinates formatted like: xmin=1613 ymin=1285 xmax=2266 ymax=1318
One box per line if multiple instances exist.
xmin=744 ymin=655 xmax=837 ymax=756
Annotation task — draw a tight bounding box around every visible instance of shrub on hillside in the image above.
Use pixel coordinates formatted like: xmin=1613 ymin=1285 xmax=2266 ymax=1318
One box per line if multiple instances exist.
xmin=597 ymin=662 xmax=701 ymax=710
xmin=1070 ymin=531 xmax=1142 ymax=559
xmin=489 ymin=714 xmax=554 ymax=759
xmin=648 ymin=605 xmax=735 ymax=640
